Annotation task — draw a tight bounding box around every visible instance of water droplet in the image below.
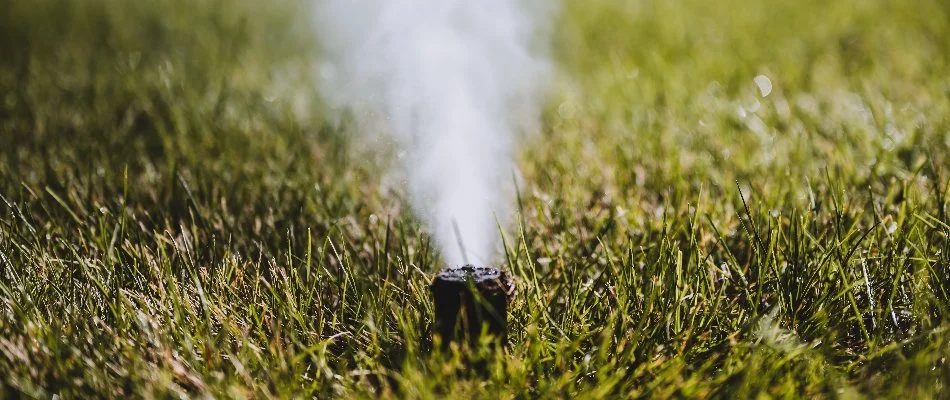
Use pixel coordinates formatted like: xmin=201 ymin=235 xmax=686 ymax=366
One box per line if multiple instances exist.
xmin=754 ymin=75 xmax=773 ymax=97
xmin=736 ymin=106 xmax=748 ymax=119
xmin=557 ymin=101 xmax=577 ymax=119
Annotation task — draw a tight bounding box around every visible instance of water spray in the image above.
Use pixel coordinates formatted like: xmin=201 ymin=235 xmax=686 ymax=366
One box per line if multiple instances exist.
xmin=313 ymin=0 xmax=555 ymax=349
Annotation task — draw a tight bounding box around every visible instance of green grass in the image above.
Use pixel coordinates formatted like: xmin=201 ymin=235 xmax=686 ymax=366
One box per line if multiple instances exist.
xmin=2 ymin=0 xmax=950 ymax=397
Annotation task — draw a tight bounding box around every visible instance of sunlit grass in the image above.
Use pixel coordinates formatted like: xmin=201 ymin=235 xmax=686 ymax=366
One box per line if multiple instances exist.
xmin=1 ymin=0 xmax=949 ymax=397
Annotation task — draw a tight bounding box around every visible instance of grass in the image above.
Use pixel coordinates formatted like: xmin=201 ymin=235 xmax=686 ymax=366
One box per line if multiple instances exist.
xmin=1 ymin=0 xmax=950 ymax=397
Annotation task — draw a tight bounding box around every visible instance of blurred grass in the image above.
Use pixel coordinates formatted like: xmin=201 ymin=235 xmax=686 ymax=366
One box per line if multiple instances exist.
xmin=1 ymin=0 xmax=950 ymax=398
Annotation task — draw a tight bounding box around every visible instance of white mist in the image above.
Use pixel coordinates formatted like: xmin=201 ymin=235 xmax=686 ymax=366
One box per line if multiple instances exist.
xmin=313 ymin=0 xmax=555 ymax=266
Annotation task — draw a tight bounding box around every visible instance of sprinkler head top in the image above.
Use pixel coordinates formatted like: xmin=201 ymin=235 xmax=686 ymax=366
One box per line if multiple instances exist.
xmin=430 ymin=265 xmax=515 ymax=348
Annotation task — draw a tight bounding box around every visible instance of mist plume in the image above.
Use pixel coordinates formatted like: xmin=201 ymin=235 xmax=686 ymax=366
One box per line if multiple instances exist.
xmin=313 ymin=0 xmax=555 ymax=266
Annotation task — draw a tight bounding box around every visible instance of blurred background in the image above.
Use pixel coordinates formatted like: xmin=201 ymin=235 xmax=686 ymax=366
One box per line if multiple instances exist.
xmin=3 ymin=0 xmax=947 ymax=197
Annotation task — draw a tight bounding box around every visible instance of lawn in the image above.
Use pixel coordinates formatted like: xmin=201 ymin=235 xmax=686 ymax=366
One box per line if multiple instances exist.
xmin=1 ymin=0 xmax=950 ymax=397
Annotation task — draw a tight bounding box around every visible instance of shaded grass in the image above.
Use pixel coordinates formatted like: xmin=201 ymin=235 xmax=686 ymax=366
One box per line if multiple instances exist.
xmin=1 ymin=0 xmax=950 ymax=397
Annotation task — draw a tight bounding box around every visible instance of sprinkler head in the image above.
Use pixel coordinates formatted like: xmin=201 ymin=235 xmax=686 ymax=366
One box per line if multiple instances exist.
xmin=430 ymin=265 xmax=515 ymax=349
